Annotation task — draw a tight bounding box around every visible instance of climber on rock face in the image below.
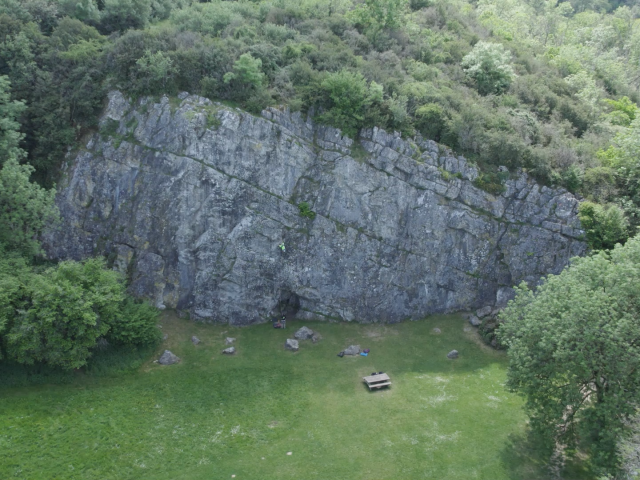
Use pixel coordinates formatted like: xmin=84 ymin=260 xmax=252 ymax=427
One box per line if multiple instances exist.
xmin=278 ymin=242 xmax=286 ymax=253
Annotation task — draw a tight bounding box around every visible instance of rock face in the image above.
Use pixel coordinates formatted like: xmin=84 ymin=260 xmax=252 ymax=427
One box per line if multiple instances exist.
xmin=158 ymin=350 xmax=180 ymax=365
xmin=46 ymin=91 xmax=587 ymax=325
xmin=294 ymin=326 xmax=314 ymax=340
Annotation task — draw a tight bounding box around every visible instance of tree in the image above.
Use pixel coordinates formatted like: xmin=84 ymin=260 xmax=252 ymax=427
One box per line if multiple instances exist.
xmin=317 ymin=70 xmax=382 ymax=137
xmin=135 ymin=49 xmax=176 ymax=94
xmin=0 ymin=158 xmax=59 ymax=257
xmin=1 ymin=258 xmax=160 ymax=369
xmin=223 ymin=53 xmax=265 ymax=99
xmin=498 ymin=235 xmax=640 ymax=472
xmin=579 ymin=201 xmax=628 ymax=251
xmin=0 ymin=75 xmax=25 ymax=164
xmin=99 ymin=0 xmax=151 ymax=34
xmin=461 ymin=42 xmax=516 ymax=95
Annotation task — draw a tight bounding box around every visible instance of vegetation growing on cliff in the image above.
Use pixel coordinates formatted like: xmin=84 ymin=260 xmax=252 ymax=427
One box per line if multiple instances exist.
xmin=0 ymin=0 xmax=638 ymax=240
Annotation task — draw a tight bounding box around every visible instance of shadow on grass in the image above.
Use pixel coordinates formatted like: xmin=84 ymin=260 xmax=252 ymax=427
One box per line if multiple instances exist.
xmin=500 ymin=430 xmax=596 ymax=480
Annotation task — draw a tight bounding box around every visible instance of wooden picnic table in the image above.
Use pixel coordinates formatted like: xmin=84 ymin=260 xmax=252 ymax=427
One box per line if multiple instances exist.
xmin=363 ymin=373 xmax=391 ymax=391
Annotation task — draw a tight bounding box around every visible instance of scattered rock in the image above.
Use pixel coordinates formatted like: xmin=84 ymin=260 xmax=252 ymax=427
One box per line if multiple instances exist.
xmin=158 ymin=350 xmax=180 ymax=365
xmin=191 ymin=336 xmax=201 ymax=345
xmin=447 ymin=350 xmax=459 ymax=359
xmin=468 ymin=315 xmax=482 ymax=327
xmin=285 ymin=339 xmax=299 ymax=351
xmin=294 ymin=326 xmax=314 ymax=340
xmin=311 ymin=332 xmax=322 ymax=343
xmin=286 ymin=452 xmax=292 ymax=456
xmin=225 ymin=337 xmax=236 ymax=345
xmin=343 ymin=345 xmax=360 ymax=355
xmin=476 ymin=306 xmax=492 ymax=318
xmin=162 ymin=333 xmax=168 ymax=340
xmin=222 ymin=347 xmax=236 ymax=354
xmin=432 ymin=328 xmax=441 ymax=334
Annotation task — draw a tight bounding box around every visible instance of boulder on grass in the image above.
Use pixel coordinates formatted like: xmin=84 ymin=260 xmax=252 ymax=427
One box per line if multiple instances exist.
xmin=285 ymin=339 xmax=299 ymax=351
xmin=468 ymin=315 xmax=481 ymax=327
xmin=294 ymin=326 xmax=314 ymax=340
xmin=158 ymin=350 xmax=180 ymax=365
xmin=447 ymin=350 xmax=459 ymax=359
xmin=311 ymin=332 xmax=322 ymax=343
xmin=222 ymin=346 xmax=236 ymax=354
xmin=225 ymin=337 xmax=236 ymax=345
xmin=343 ymin=345 xmax=360 ymax=355
xmin=191 ymin=336 xmax=201 ymax=345
xmin=476 ymin=306 xmax=492 ymax=318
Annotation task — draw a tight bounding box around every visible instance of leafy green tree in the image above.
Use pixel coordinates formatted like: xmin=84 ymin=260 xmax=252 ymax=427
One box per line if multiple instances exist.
xmin=0 ymin=75 xmax=25 ymax=164
xmin=100 ymin=0 xmax=151 ymax=34
xmin=348 ymin=0 xmax=408 ymax=33
xmin=224 ymin=53 xmax=265 ymax=97
xmin=461 ymin=42 xmax=516 ymax=95
xmin=318 ymin=70 xmax=382 ymax=137
xmin=0 ymin=158 xmax=59 ymax=257
xmin=107 ymin=297 xmax=162 ymax=346
xmin=415 ymin=103 xmax=448 ymax=141
xmin=604 ymin=96 xmax=638 ymax=127
xmin=498 ymin=235 xmax=640 ymax=472
xmin=5 ymin=259 xmax=124 ymax=369
xmin=135 ymin=49 xmax=176 ymax=94
xmin=578 ymin=201 xmax=628 ymax=251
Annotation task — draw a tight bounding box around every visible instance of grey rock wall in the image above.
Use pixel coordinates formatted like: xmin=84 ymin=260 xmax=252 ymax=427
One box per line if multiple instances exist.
xmin=46 ymin=91 xmax=587 ymax=325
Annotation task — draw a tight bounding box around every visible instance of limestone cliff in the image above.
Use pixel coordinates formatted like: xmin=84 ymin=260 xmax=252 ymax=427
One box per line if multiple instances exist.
xmin=46 ymin=91 xmax=587 ymax=325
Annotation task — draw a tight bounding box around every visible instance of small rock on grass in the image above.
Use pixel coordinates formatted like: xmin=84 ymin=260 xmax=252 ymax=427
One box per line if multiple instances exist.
xmin=285 ymin=339 xmax=299 ymax=351
xmin=311 ymin=332 xmax=322 ymax=343
xmin=158 ymin=350 xmax=180 ymax=365
xmin=222 ymin=347 xmax=236 ymax=354
xmin=447 ymin=350 xmax=459 ymax=359
xmin=294 ymin=326 xmax=314 ymax=340
xmin=191 ymin=336 xmax=201 ymax=345
xmin=225 ymin=337 xmax=236 ymax=345
xmin=432 ymin=328 xmax=441 ymax=334
xmin=469 ymin=315 xmax=481 ymax=327
xmin=343 ymin=345 xmax=360 ymax=355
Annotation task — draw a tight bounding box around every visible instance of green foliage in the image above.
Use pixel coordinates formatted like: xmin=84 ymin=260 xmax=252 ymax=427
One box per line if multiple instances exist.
xmin=604 ymin=96 xmax=638 ymax=127
xmin=0 ymin=258 xmax=160 ymax=369
xmin=579 ymin=201 xmax=628 ymax=250
xmin=499 ymin=236 xmax=640 ymax=473
xmin=0 ymin=158 xmax=59 ymax=258
xmin=415 ymin=103 xmax=448 ymax=141
xmin=317 ymin=70 xmax=382 ymax=137
xmin=224 ymin=53 xmax=265 ymax=101
xmin=0 ymin=75 xmax=25 ymax=163
xmin=106 ymin=297 xmax=161 ymax=346
xmin=348 ymin=0 xmax=408 ymax=34
xmin=134 ymin=49 xmax=176 ymax=94
xmin=297 ymin=201 xmax=316 ymax=219
xmin=100 ymin=0 xmax=151 ymax=34
xmin=461 ymin=42 xmax=516 ymax=96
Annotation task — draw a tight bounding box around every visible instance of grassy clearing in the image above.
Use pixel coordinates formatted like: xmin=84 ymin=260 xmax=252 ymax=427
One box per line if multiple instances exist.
xmin=0 ymin=312 xmax=592 ymax=480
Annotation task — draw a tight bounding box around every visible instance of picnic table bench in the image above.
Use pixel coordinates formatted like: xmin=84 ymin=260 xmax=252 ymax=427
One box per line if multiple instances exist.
xmin=363 ymin=373 xmax=391 ymax=391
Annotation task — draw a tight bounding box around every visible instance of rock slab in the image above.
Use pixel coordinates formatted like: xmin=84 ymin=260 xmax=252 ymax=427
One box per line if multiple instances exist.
xmin=45 ymin=91 xmax=587 ymax=324
xmin=158 ymin=350 xmax=180 ymax=365
xmin=285 ymin=339 xmax=299 ymax=351
xmin=294 ymin=326 xmax=314 ymax=340
xmin=344 ymin=345 xmax=360 ymax=355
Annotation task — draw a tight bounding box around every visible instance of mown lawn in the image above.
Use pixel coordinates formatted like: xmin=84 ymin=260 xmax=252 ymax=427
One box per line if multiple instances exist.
xmin=0 ymin=312 xmax=592 ymax=480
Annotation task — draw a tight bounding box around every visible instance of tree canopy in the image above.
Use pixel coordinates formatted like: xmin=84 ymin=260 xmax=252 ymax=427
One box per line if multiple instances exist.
xmin=498 ymin=235 xmax=640 ymax=471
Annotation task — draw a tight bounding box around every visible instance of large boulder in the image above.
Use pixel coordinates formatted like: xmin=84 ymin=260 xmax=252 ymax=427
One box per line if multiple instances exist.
xmin=294 ymin=326 xmax=314 ymax=340
xmin=285 ymin=339 xmax=299 ymax=351
xmin=343 ymin=345 xmax=360 ymax=355
xmin=476 ymin=306 xmax=492 ymax=318
xmin=158 ymin=350 xmax=180 ymax=365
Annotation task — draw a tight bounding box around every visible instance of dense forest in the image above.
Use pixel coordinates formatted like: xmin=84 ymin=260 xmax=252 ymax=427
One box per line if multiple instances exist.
xmin=1 ymin=0 xmax=640 ymax=478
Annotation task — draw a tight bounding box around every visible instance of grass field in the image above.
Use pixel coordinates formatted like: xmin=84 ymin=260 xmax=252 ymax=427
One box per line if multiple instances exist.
xmin=0 ymin=312 xmax=593 ymax=480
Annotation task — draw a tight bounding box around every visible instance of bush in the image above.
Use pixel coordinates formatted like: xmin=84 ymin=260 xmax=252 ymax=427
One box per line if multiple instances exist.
xmin=578 ymin=201 xmax=628 ymax=250
xmin=106 ymin=297 xmax=161 ymax=346
xmin=461 ymin=41 xmax=516 ymax=95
